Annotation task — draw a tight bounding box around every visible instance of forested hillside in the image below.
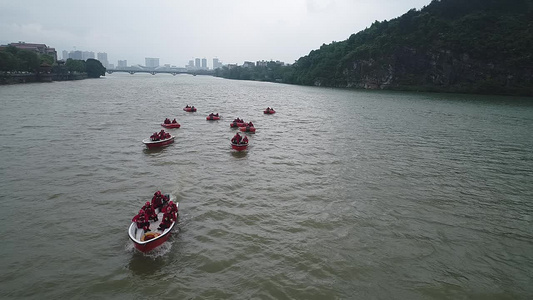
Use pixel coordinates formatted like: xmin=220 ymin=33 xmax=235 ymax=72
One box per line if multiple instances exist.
xmin=217 ymin=0 xmax=533 ymax=96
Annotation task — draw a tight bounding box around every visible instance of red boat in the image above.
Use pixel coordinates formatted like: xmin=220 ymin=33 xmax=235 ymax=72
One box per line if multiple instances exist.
xmin=264 ymin=108 xmax=275 ymax=114
xmin=161 ymin=123 xmax=180 ymax=128
xmin=239 ymin=126 xmax=256 ymax=133
xmin=230 ymin=122 xmax=247 ymax=128
xmin=142 ymin=136 xmax=175 ymax=149
xmin=231 ymin=142 xmax=248 ymax=151
xmin=128 ymin=197 xmax=179 ymax=253
xmin=206 ymin=115 xmax=220 ymax=121
xmin=183 ymin=107 xmax=197 ymax=112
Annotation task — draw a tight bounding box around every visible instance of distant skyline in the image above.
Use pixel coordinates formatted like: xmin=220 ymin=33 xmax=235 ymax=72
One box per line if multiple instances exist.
xmin=0 ymin=0 xmax=431 ymax=67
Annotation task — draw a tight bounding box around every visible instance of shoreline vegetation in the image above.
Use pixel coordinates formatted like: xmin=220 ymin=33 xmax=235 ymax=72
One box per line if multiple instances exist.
xmin=215 ymin=0 xmax=533 ymax=97
xmin=0 ymin=45 xmax=105 ymax=85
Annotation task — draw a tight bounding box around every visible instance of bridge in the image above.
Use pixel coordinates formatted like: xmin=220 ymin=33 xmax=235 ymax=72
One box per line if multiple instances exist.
xmin=106 ymin=69 xmax=215 ymax=76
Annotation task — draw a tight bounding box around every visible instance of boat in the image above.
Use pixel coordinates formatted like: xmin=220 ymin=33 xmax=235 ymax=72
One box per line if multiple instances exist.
xmin=239 ymin=126 xmax=256 ymax=133
xmin=142 ymin=136 xmax=175 ymax=149
xmin=206 ymin=115 xmax=221 ymax=121
xmin=231 ymin=142 xmax=248 ymax=151
xmin=161 ymin=122 xmax=180 ymax=128
xmin=230 ymin=122 xmax=247 ymax=128
xmin=128 ymin=195 xmax=179 ymax=253
xmin=183 ymin=107 xmax=197 ymax=112
xmin=264 ymin=108 xmax=276 ymax=114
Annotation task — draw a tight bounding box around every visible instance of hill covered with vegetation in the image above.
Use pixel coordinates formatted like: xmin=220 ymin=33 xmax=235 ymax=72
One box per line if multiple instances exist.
xmin=216 ymin=0 xmax=533 ymax=96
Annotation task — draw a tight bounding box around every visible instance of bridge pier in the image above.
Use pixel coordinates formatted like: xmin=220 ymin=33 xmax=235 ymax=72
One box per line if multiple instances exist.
xmin=129 ymin=71 xmax=135 ymax=75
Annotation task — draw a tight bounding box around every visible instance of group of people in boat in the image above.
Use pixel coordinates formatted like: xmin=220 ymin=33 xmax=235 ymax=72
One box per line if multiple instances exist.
xmin=185 ymin=105 xmax=195 ymax=109
xmin=150 ymin=129 xmax=171 ymax=141
xmin=209 ymin=113 xmax=219 ymax=117
xmin=265 ymin=107 xmax=274 ymax=112
xmin=131 ymin=191 xmax=178 ymax=233
xmin=231 ymin=132 xmax=248 ymax=145
xmin=246 ymin=121 xmax=254 ymax=127
xmin=163 ymin=118 xmax=178 ymax=124
xmin=232 ymin=118 xmax=244 ymax=123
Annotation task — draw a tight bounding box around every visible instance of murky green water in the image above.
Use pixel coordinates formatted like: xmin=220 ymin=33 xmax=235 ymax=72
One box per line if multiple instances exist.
xmin=0 ymin=74 xmax=532 ymax=299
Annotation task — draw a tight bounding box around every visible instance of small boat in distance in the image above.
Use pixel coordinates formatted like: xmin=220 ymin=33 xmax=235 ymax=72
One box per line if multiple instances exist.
xmin=206 ymin=113 xmax=221 ymax=120
xmin=264 ymin=107 xmax=275 ymax=114
xmin=142 ymin=136 xmax=175 ymax=149
xmin=231 ymin=133 xmax=248 ymax=151
xmin=183 ymin=106 xmax=197 ymax=112
xmin=161 ymin=123 xmax=180 ymax=129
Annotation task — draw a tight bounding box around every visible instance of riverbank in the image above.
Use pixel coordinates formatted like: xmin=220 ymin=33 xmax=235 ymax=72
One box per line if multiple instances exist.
xmin=0 ymin=72 xmax=89 ymax=85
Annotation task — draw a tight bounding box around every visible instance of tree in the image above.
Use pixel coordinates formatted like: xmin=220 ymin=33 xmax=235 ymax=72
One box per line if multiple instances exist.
xmin=85 ymin=58 xmax=106 ymax=78
xmin=0 ymin=51 xmax=17 ymax=71
xmin=16 ymin=50 xmax=40 ymax=72
xmin=66 ymin=58 xmax=86 ymax=73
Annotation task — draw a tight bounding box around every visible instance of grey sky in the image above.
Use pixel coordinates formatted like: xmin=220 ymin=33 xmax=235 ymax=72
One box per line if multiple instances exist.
xmin=0 ymin=0 xmax=431 ymax=67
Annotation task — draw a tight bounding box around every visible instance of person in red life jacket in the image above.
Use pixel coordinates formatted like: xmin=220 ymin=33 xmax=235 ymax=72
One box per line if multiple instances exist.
xmin=172 ymin=118 xmax=177 ymax=124
xmin=158 ymin=211 xmax=174 ymax=231
xmin=163 ymin=200 xmax=178 ymax=221
xmin=248 ymin=121 xmax=254 ymax=127
xmin=231 ymin=133 xmax=242 ymax=144
xmin=242 ymin=135 xmax=249 ymax=144
xmin=151 ymin=191 xmax=163 ymax=210
xmin=164 ymin=118 xmax=170 ymax=124
xmin=142 ymin=201 xmax=158 ymax=221
xmin=159 ymin=129 xmax=167 ymax=139
xmin=132 ymin=210 xmax=150 ymax=232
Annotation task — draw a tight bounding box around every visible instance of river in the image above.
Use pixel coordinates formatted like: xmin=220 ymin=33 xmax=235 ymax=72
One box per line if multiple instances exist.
xmin=0 ymin=74 xmax=532 ymax=299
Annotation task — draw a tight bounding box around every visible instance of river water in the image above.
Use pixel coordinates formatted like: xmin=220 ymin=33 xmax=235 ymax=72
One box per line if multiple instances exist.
xmin=0 ymin=74 xmax=532 ymax=299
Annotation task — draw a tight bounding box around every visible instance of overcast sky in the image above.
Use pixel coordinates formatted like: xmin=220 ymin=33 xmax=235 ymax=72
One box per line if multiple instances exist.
xmin=1 ymin=0 xmax=431 ymax=68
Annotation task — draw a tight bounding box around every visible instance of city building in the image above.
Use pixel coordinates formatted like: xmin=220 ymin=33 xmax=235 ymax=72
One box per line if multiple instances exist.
xmin=118 ymin=60 xmax=127 ymax=68
xmin=5 ymin=42 xmax=57 ymax=62
xmin=62 ymin=50 xmax=68 ymax=60
xmin=194 ymin=58 xmax=201 ymax=69
xmin=145 ymin=57 xmax=159 ymax=68
xmin=97 ymin=52 xmax=109 ymax=68
xmin=201 ymin=58 xmax=207 ymax=70
xmin=108 ymin=63 xmax=115 ymax=69
xmin=82 ymin=51 xmax=95 ymax=60
xmin=212 ymin=58 xmax=222 ymax=69
xmin=70 ymin=51 xmax=83 ymax=60
xmin=243 ymin=61 xmax=255 ymax=68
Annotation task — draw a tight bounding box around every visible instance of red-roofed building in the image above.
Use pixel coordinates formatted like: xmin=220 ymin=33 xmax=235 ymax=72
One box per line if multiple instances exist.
xmin=5 ymin=42 xmax=57 ymax=62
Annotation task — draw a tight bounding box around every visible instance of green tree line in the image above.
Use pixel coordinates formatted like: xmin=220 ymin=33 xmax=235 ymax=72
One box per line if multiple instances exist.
xmin=215 ymin=0 xmax=533 ymax=95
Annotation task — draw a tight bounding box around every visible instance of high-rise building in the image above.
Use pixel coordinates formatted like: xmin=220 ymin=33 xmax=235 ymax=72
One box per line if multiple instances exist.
xmin=62 ymin=50 xmax=68 ymax=60
xmin=97 ymin=52 xmax=108 ymax=68
xmin=145 ymin=57 xmax=159 ymax=68
xmin=108 ymin=63 xmax=115 ymax=69
xmin=70 ymin=51 xmax=83 ymax=60
xmin=118 ymin=60 xmax=127 ymax=68
xmin=201 ymin=58 xmax=207 ymax=70
xmin=195 ymin=58 xmax=200 ymax=69
xmin=213 ymin=58 xmax=222 ymax=69
xmin=82 ymin=51 xmax=95 ymax=60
